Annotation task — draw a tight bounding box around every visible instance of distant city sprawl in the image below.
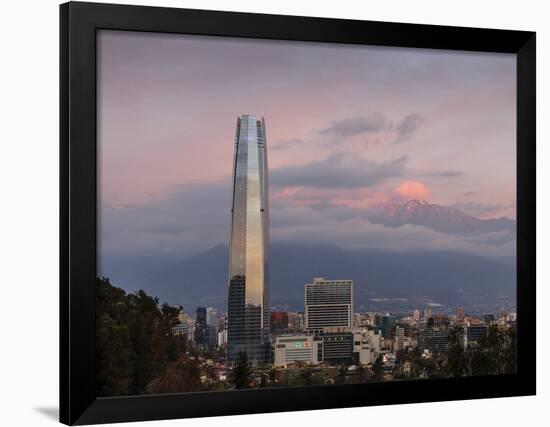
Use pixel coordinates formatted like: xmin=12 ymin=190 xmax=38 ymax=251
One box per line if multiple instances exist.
xmin=96 ymin=275 xmax=516 ymax=396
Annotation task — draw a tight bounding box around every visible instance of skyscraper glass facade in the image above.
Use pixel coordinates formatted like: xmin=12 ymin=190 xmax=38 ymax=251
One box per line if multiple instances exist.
xmin=227 ymin=115 xmax=270 ymax=364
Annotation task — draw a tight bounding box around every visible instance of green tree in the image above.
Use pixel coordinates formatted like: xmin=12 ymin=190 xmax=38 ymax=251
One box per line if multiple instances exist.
xmin=335 ymin=366 xmax=348 ymax=384
xmin=146 ymin=355 xmax=201 ymax=394
xmin=95 ymin=277 xmax=181 ymax=396
xmin=298 ymin=367 xmax=314 ymax=385
xmin=469 ymin=325 xmax=517 ymax=376
xmin=448 ymin=326 xmax=467 ymax=378
xmin=354 ymin=365 xmax=372 ymax=383
xmin=504 ymin=326 xmax=518 ymax=373
xmin=232 ymin=351 xmax=251 ymax=389
xmin=268 ymin=368 xmax=278 ymax=386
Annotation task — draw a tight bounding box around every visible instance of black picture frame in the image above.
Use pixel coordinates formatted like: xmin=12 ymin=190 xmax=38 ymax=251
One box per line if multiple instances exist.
xmin=60 ymin=1 xmax=536 ymax=425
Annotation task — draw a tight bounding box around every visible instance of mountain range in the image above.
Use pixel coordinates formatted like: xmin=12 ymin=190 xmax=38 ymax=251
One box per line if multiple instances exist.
xmin=100 ymin=200 xmax=516 ymax=312
xmin=368 ymin=200 xmax=515 ymax=235
xmin=102 ymin=243 xmax=515 ymax=313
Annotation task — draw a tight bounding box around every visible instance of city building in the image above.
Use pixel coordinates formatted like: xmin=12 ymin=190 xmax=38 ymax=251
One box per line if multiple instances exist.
xmin=171 ymin=322 xmax=189 ymax=338
xmin=206 ymin=307 xmax=218 ymax=347
xmin=206 ymin=307 xmax=218 ymax=327
xmin=352 ymin=328 xmax=381 ymax=365
xmin=366 ymin=313 xmax=380 ymax=327
xmin=417 ymin=327 xmax=449 ymax=352
xmin=170 ymin=306 xmax=193 ymax=340
xmin=270 ymin=311 xmax=289 ymax=333
xmin=464 ymin=324 xmax=488 ymax=348
xmin=305 ymin=277 xmax=353 ymax=332
xmin=427 ymin=314 xmax=450 ymax=328
xmin=380 ymin=314 xmax=396 ymax=339
xmin=194 ymin=307 xmax=209 ymax=348
xmin=394 ymin=325 xmax=405 ymax=351
xmin=227 ymin=114 xmax=271 ymax=364
xmin=413 ymin=309 xmax=421 ymax=322
xmin=288 ymin=312 xmax=305 ymax=332
xmin=217 ymin=329 xmax=228 ymax=347
xmin=274 ymin=327 xmax=380 ymax=367
xmin=274 ymin=335 xmax=320 ymax=367
xmin=317 ymin=329 xmax=354 ymax=364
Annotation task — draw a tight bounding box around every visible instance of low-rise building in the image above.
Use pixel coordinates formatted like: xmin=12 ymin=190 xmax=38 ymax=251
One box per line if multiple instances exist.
xmin=274 ymin=335 xmax=321 ymax=367
xmin=417 ymin=328 xmax=449 ymax=352
xmin=463 ymin=324 xmax=488 ymax=348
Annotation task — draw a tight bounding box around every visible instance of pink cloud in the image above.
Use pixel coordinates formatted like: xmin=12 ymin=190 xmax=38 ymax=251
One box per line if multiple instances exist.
xmin=393 ymin=181 xmax=430 ymax=201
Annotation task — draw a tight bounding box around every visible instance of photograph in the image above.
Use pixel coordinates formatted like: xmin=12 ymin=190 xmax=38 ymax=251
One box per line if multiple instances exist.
xmin=96 ymin=29 xmax=518 ymax=397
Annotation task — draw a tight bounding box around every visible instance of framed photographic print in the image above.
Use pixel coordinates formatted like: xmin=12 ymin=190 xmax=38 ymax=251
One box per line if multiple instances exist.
xmin=60 ymin=1 xmax=536 ymax=425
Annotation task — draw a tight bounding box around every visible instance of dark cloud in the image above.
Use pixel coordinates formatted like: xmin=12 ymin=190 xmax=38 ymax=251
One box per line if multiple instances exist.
xmin=318 ymin=112 xmax=423 ymax=144
xmin=426 ymin=170 xmax=463 ymax=178
xmin=270 ymin=152 xmax=406 ymax=189
xmin=452 ymin=202 xmax=515 ymax=217
xmin=270 ymin=203 xmax=516 ymax=257
xmin=319 ymin=113 xmax=387 ymax=138
xmin=270 ymin=138 xmax=304 ymax=151
xmin=395 ymin=113 xmax=423 ymax=143
xmin=99 ymin=181 xmax=231 ymax=257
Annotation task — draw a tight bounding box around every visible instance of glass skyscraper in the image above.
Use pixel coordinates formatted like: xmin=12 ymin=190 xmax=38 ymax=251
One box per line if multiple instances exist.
xmin=227 ymin=115 xmax=270 ymax=365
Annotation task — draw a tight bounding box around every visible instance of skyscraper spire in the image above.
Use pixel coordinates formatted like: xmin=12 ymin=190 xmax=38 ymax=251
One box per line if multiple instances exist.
xmin=227 ymin=115 xmax=270 ymax=364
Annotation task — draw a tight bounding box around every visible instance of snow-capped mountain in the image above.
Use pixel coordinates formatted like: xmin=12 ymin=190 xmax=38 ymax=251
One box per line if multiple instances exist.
xmin=368 ymin=200 xmax=515 ymax=235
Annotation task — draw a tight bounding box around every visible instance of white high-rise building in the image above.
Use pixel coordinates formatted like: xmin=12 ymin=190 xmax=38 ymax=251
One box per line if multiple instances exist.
xmin=305 ymin=277 xmax=353 ymax=332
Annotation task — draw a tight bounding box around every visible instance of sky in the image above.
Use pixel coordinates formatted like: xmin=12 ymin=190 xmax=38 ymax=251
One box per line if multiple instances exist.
xmin=98 ymin=30 xmax=516 ymax=266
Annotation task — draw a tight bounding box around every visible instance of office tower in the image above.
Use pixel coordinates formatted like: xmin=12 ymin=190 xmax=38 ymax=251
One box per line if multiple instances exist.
xmin=194 ymin=307 xmax=208 ymax=348
xmin=413 ymin=309 xmax=421 ymax=322
xmin=394 ymin=326 xmax=405 ymax=351
xmin=206 ymin=307 xmax=218 ymax=327
xmin=205 ymin=307 xmax=219 ymax=347
xmin=227 ymin=115 xmax=270 ymax=365
xmin=305 ymin=277 xmax=353 ymax=332
xmin=380 ymin=314 xmax=396 ymax=339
